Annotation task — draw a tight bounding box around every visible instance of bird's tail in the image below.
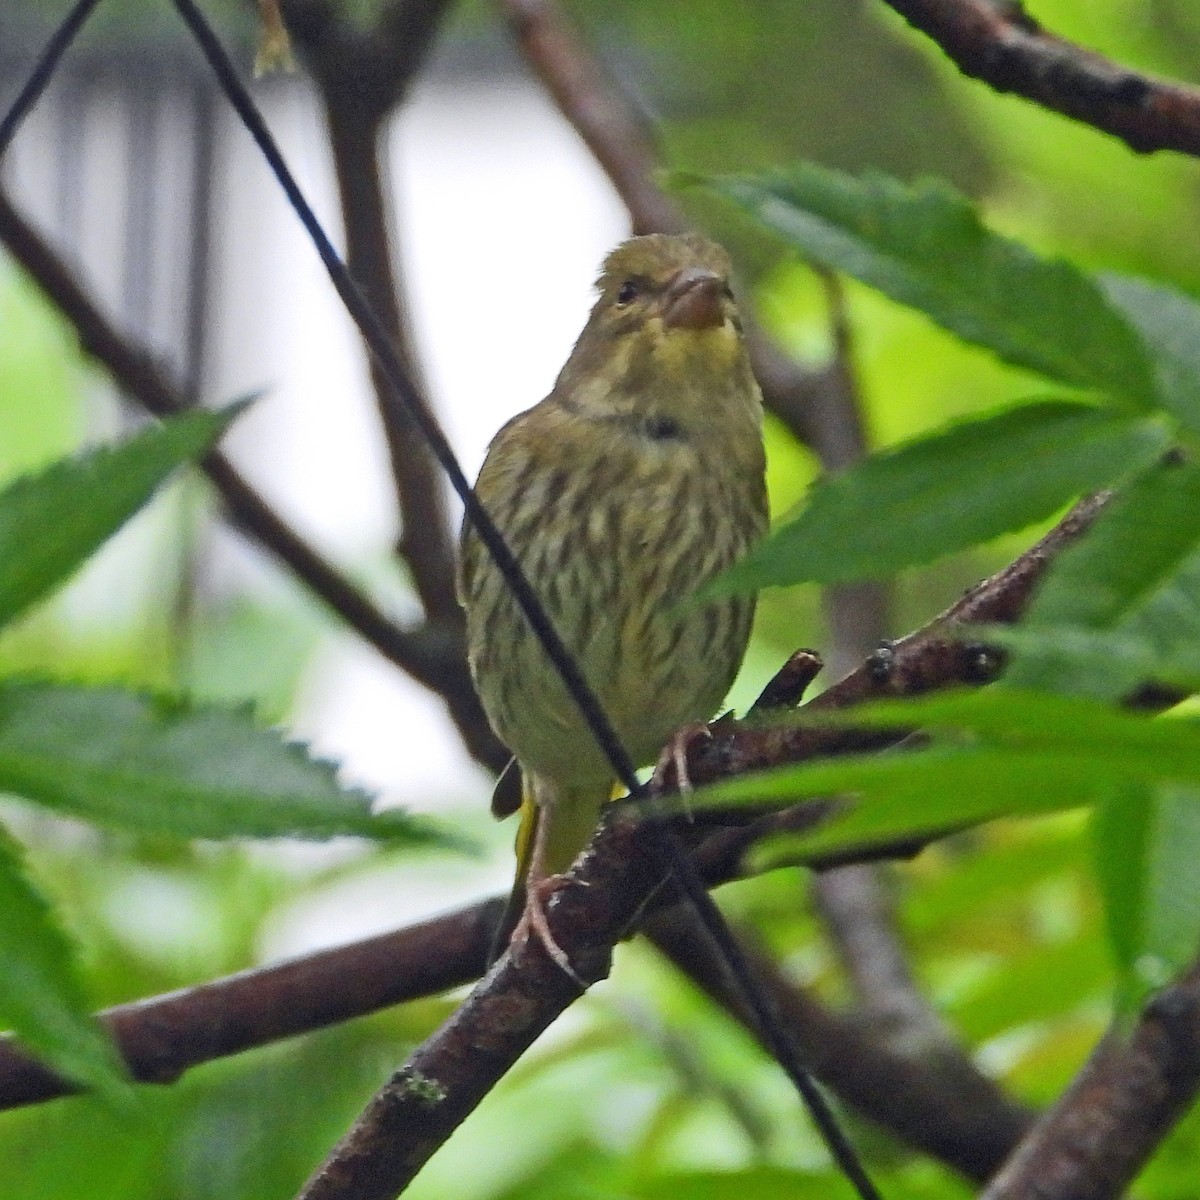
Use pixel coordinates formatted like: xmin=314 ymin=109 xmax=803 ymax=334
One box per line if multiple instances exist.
xmin=487 ymin=788 xmax=536 ymax=965
xmin=487 ymin=773 xmax=614 ymax=964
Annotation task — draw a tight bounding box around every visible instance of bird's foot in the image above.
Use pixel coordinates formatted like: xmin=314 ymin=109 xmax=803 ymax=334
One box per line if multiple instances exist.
xmin=651 ymin=721 xmax=714 ymax=815
xmin=511 ymin=875 xmax=586 ymax=989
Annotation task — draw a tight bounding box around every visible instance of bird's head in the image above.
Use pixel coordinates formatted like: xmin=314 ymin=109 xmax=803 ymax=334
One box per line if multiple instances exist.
xmin=595 ymin=233 xmax=739 ymax=338
xmin=589 ymin=233 xmax=743 ymax=360
xmin=555 ymin=233 xmax=758 ymax=437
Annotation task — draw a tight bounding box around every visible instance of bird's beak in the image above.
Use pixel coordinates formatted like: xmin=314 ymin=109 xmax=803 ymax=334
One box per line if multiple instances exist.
xmin=661 ymin=267 xmax=726 ymax=331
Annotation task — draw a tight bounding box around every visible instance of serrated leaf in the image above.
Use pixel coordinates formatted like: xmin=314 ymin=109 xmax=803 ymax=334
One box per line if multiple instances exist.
xmin=0 ymin=827 xmax=128 ymax=1098
xmin=981 ymin=624 xmax=1200 ymax=703
xmin=1093 ymin=786 xmax=1200 ymax=1014
xmin=1100 ymin=274 xmax=1200 ymax=436
xmin=0 ymin=409 xmax=238 ymax=631
xmin=737 ymin=745 xmax=1112 ymax=870
xmin=683 ymin=690 xmax=1200 ymax=866
xmin=815 ymin=688 xmax=1200 ymax=770
xmin=1007 ymin=461 xmax=1200 ymax=697
xmin=0 ymin=680 xmax=461 ymax=847
xmin=704 ymin=402 xmax=1169 ymax=594
xmin=701 ymin=166 xmax=1156 ymax=403
xmin=1023 ymin=461 xmax=1200 ymax=629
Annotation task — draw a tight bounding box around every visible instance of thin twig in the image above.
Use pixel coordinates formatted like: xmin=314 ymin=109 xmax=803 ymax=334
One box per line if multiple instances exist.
xmin=286 ymin=0 xmax=461 ymax=626
xmin=881 ymin=0 xmax=1200 ymax=157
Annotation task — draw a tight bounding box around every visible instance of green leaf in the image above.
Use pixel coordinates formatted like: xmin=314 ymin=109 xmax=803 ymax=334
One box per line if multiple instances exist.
xmin=0 ymin=680 xmax=461 ymax=847
xmin=0 ymin=409 xmax=238 ymax=632
xmin=1100 ymin=274 xmax=1200 ymax=436
xmin=982 ymin=624 xmax=1200 ymax=703
xmin=1023 ymin=461 xmax=1200 ymax=630
xmin=817 ymin=688 xmax=1200 ymax=770
xmin=705 ymin=402 xmax=1169 ymax=593
xmin=702 ymin=166 xmax=1156 ymax=403
xmin=1093 ymin=786 xmax=1200 ymax=1012
xmin=737 ymin=745 xmax=1114 ymax=870
xmin=684 ymin=690 xmax=1200 ymax=866
xmin=0 ymin=828 xmax=128 ymax=1098
xmin=1006 ymin=461 xmax=1200 ymax=697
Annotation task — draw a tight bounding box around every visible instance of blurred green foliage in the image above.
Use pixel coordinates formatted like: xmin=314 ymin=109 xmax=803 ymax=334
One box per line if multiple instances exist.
xmin=2 ymin=0 xmax=1200 ymax=1197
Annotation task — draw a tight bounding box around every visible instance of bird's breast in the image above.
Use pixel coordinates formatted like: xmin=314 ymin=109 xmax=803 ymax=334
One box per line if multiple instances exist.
xmin=462 ymin=425 xmax=765 ymax=788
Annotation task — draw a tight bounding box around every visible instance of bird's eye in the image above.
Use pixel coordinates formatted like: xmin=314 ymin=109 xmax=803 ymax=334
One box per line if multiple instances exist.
xmin=615 ymin=280 xmax=640 ymax=306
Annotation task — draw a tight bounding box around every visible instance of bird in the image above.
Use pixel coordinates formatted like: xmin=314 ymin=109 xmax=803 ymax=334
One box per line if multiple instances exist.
xmin=457 ymin=232 xmax=768 ymax=975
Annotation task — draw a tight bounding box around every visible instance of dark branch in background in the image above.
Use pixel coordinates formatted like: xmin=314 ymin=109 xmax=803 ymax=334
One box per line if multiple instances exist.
xmin=0 ymin=187 xmax=504 ymax=770
xmin=800 ymin=268 xmax=940 ymax=1045
xmin=880 ymin=0 xmax=1200 ymax=157
xmin=498 ymin=0 xmax=682 ymax=237
xmin=495 ymin=0 xmax=836 ymax=452
xmin=283 ymin=0 xmax=462 ymax=627
xmin=644 ymin=909 xmax=1032 ymax=1183
xmin=980 ymin=962 xmax=1200 ymax=1200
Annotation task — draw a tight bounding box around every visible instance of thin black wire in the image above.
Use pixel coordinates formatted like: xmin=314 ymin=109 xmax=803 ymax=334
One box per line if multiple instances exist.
xmin=1 ymin=6 xmax=882 ymax=1194
xmin=0 ymin=0 xmax=103 ymax=159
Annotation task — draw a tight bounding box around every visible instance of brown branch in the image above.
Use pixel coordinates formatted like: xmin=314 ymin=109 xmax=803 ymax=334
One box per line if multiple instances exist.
xmin=0 ymin=187 xmax=506 ymax=770
xmin=294 ymin=813 xmax=664 ymax=1200
xmin=498 ymin=0 xmax=683 ymax=237
xmin=881 ymin=0 xmax=1200 ymax=158
xmin=0 ymin=901 xmax=501 ymax=1108
xmin=495 ymin=0 xmax=834 ymax=451
xmin=980 ymin=962 xmax=1200 ymax=1199
xmin=285 ymin=0 xmax=461 ymax=627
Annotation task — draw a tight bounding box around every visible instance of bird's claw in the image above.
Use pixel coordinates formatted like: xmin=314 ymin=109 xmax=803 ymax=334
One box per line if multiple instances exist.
xmin=651 ymin=721 xmax=714 ymax=815
xmin=511 ymin=874 xmax=586 ymax=989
